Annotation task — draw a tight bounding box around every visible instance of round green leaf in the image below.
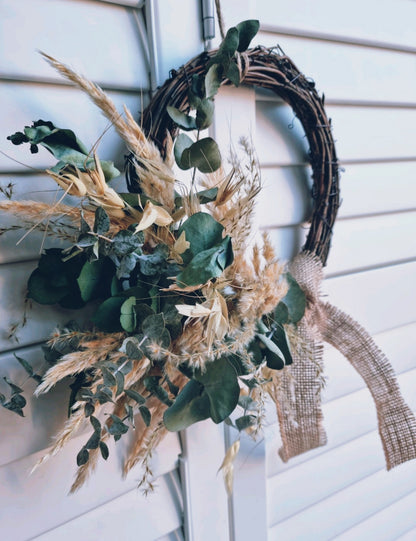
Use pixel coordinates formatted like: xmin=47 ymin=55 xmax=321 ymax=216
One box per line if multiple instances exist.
xmin=120 ymin=296 xmax=137 ymax=333
xmin=236 ymin=20 xmax=260 ymax=51
xmin=178 ymin=212 xmax=224 ymax=264
xmin=195 ymin=99 xmax=214 ymax=129
xmin=183 ymin=137 xmax=221 ymax=173
xmin=77 ymin=258 xmax=115 ymax=302
xmin=194 ymin=357 xmax=240 ymax=424
xmin=256 ymin=333 xmax=286 ymax=370
xmin=174 ymin=133 xmax=193 ymax=170
xmin=205 ymin=64 xmax=222 ymax=99
xmin=28 ymin=269 xmax=68 ymax=305
xmin=176 ymin=236 xmax=233 ymax=287
xmin=164 ymin=379 xmax=211 ymax=431
xmin=92 ymin=296 xmax=125 ymax=332
xmin=282 ymin=273 xmax=306 ymax=323
xmin=167 ymin=106 xmax=197 ymax=131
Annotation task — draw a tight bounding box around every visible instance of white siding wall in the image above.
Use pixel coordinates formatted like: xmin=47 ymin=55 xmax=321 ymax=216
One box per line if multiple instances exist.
xmin=0 ymin=1 xmax=199 ymax=539
xmin=2 ymin=0 xmax=415 ymax=539
xmin=227 ymin=1 xmax=416 ymax=539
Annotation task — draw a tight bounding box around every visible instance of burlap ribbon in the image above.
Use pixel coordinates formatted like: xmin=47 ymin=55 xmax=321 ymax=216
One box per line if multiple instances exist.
xmin=275 ymin=252 xmax=416 ymax=469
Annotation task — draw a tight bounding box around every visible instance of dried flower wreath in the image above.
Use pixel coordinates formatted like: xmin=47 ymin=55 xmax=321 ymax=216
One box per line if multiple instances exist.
xmin=2 ymin=19 xmax=415 ymax=495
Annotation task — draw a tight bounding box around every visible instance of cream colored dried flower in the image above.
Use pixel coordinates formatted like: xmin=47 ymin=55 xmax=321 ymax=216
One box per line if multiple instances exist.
xmin=47 ymin=153 xmax=128 ymax=218
xmin=134 ymin=200 xmax=173 ymax=232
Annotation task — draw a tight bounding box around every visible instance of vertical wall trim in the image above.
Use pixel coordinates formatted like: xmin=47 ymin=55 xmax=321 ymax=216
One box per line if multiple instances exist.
xmin=144 ymin=0 xmax=159 ymax=92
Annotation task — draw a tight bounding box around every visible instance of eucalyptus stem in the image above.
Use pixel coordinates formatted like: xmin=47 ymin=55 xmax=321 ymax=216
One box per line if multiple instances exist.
xmin=190 ymin=129 xmax=201 ymax=191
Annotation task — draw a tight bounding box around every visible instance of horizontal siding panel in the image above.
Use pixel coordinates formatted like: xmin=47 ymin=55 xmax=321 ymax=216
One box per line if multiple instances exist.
xmin=325 ymin=211 xmax=416 ymax=275
xmin=256 ymin=32 xmax=416 ymax=103
xmin=256 ymin=102 xmax=416 ymax=164
xmin=0 ymin=0 xmax=148 ymax=88
xmin=0 ymin=428 xmax=181 ymax=540
xmin=337 ymin=161 xmax=416 ymax=218
xmin=256 ymin=161 xmax=416 ymax=228
xmin=323 ymin=261 xmax=416 ymax=335
xmin=32 ymin=472 xmax=183 ymax=541
xmin=0 ymin=84 xmax=143 ymax=172
xmin=327 ymin=105 xmax=416 ymax=162
xmin=267 ymin=430 xmax=386 ymax=527
xmin=265 ymin=368 xmax=416 ymax=476
xmin=396 ymin=528 xmax=416 ymax=541
xmin=256 ymin=102 xmax=308 ymax=166
xmin=256 ymin=102 xmax=416 ymax=165
xmin=268 ymin=457 xmax=416 ymax=541
xmin=0 ymin=220 xmax=62 ymax=265
xmin=256 ymin=166 xmax=312 ymax=228
xmin=337 ymin=489 xmax=416 ymax=541
xmin=0 ymin=345 xmax=70 ymax=466
xmin=263 ymin=225 xmax=307 ymax=263
xmin=253 ymin=0 xmax=416 ymax=49
xmin=263 ymin=210 xmax=416 ymax=275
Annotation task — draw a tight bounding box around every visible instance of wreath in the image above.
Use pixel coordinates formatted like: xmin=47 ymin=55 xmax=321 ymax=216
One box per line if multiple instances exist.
xmin=1 ymin=20 xmax=415 ymax=495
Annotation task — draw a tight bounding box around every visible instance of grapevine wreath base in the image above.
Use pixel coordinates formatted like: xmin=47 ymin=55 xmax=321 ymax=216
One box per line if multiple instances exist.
xmin=1 ymin=21 xmax=416 ymax=493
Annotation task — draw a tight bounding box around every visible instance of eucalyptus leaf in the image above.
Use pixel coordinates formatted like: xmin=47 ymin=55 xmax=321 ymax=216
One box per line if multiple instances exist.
xmin=178 ymin=212 xmax=224 ymax=264
xmin=274 ymin=301 xmax=290 ymax=325
xmin=195 ymin=99 xmax=214 ymax=130
xmin=139 ymin=405 xmax=151 ymax=427
xmin=196 ymin=187 xmax=219 ymax=204
xmin=236 ymin=19 xmax=260 ymax=51
xmin=182 ymin=137 xmax=221 ymax=173
xmin=280 ymin=273 xmax=306 ymax=324
xmin=111 ymin=229 xmax=143 ymax=257
xmin=235 ymin=414 xmax=257 ymax=431
xmin=84 ymin=402 xmax=94 ymax=417
xmin=77 ymin=448 xmax=89 ymax=466
xmin=176 ymin=236 xmax=233 ymax=287
xmin=107 ymin=414 xmax=129 ymax=436
xmin=85 ymin=431 xmax=101 ymax=450
xmin=205 ymin=64 xmax=222 ymax=99
xmin=164 ymin=379 xmax=210 ymax=431
xmin=256 ymin=333 xmax=286 ymax=370
xmin=13 ymin=354 xmax=42 ymax=383
xmin=92 ymin=296 xmax=125 ymax=332
xmin=238 ymin=395 xmax=257 ymax=411
xmin=143 ymin=376 xmax=172 ymax=406
xmin=8 ymin=120 xmax=120 ymax=181
xmin=120 ymin=296 xmax=137 ymax=333
xmin=3 ymin=377 xmax=23 ymax=395
xmin=93 ymin=207 xmax=110 ymax=235
xmin=167 ymin=106 xmax=197 ymax=131
xmin=225 ymin=61 xmax=240 ymax=86
xmin=210 ymin=27 xmax=239 ymax=67
xmin=77 ymin=258 xmax=115 ymax=302
xmin=99 ymin=441 xmax=109 ymax=460
xmin=114 ymin=371 xmax=125 ymax=396
xmin=125 ymin=389 xmax=146 ymax=405
xmin=194 ymin=357 xmax=240 ymax=424
xmin=271 ymin=324 xmax=293 ymax=366
xmin=102 ymin=367 xmax=117 ymax=388
xmin=174 ymin=133 xmax=194 ymax=169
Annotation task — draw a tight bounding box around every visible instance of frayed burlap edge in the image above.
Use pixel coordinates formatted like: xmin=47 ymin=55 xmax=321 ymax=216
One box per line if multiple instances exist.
xmin=274 ymin=252 xmax=416 ymax=469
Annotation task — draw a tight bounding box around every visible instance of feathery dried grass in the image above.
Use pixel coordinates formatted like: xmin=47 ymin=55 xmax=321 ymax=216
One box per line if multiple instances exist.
xmin=41 ymin=53 xmax=176 ymax=210
xmin=36 ymin=346 xmax=124 ymax=396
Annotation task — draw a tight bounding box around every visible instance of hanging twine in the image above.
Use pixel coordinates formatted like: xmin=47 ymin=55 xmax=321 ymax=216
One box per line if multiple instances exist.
xmin=215 ymin=0 xmax=226 ymax=40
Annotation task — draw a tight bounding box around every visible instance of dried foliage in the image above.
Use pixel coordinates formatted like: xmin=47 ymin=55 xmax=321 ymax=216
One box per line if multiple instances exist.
xmin=2 ymin=21 xmax=332 ymax=495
